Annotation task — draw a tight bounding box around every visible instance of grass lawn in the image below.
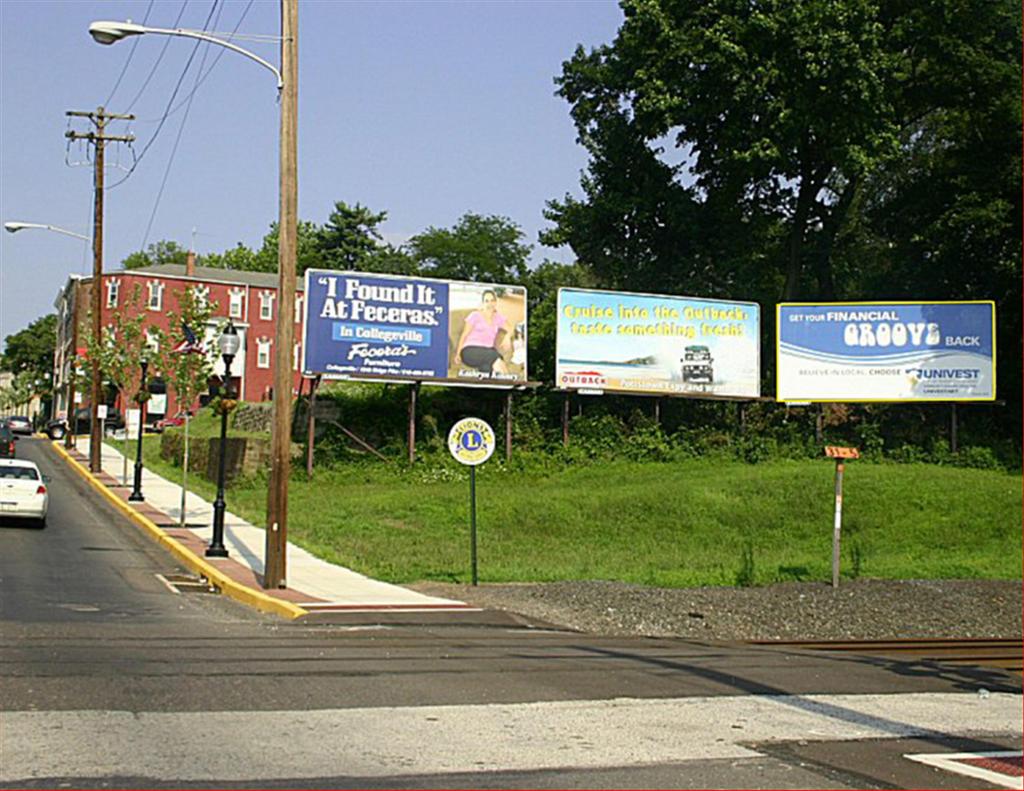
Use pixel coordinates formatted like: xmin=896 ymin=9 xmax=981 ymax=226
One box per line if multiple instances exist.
xmin=116 ymin=432 xmax=1022 ymax=588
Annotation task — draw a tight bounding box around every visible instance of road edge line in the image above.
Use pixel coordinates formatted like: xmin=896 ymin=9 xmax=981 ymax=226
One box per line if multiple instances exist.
xmin=49 ymin=440 xmax=307 ymax=620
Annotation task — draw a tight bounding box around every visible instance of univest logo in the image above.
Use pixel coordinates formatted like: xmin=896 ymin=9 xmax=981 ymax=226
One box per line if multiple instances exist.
xmin=905 ymin=368 xmax=980 ymax=384
xmin=560 ymin=370 xmax=608 ymax=387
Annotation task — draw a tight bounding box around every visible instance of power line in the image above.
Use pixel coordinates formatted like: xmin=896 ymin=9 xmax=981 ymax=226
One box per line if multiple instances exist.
xmin=102 ymin=0 xmax=155 ymax=107
xmin=141 ymin=1 xmax=225 ymax=247
xmin=133 ymin=0 xmax=256 ymax=125
xmin=105 ymin=1 xmax=221 ymax=191
xmin=122 ymin=0 xmax=190 ymax=114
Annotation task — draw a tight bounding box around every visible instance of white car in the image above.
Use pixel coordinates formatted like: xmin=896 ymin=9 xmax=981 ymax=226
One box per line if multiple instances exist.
xmin=0 ymin=459 xmax=49 ymax=527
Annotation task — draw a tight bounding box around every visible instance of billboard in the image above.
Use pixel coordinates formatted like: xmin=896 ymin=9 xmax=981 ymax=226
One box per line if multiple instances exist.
xmin=302 ymin=270 xmax=527 ymax=386
xmin=555 ymin=287 xmax=761 ymax=398
xmin=776 ymin=301 xmax=996 ymax=402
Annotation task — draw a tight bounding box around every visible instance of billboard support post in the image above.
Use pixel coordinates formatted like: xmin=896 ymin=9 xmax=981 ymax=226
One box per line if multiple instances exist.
xmin=951 ymin=403 xmax=958 ymax=454
xmin=562 ymin=392 xmax=570 ymax=447
xmin=653 ymin=398 xmax=660 ymax=425
xmin=504 ymin=392 xmax=512 ymax=462
xmin=305 ymin=375 xmax=320 ymax=481
xmin=408 ymin=382 xmax=419 ymax=465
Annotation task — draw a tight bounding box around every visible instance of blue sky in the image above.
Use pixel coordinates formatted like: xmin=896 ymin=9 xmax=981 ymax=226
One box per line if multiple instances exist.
xmin=0 ymin=0 xmax=623 ymax=343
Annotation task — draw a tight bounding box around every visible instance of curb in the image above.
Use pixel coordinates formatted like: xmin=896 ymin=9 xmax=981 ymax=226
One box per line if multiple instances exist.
xmin=49 ymin=441 xmax=308 ymax=620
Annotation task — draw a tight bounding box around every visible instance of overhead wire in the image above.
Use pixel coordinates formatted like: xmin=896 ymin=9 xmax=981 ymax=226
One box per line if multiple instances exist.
xmin=141 ymin=0 xmax=225 ymax=247
xmin=104 ymin=1 xmax=222 ymax=191
xmin=102 ymin=0 xmax=156 ymax=108
xmin=122 ymin=0 xmax=191 ymax=114
xmin=132 ymin=0 xmax=256 ymax=125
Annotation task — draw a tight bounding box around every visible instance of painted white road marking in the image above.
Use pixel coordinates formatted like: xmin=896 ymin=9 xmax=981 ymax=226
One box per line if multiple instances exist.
xmin=4 ymin=692 xmax=1020 ymax=782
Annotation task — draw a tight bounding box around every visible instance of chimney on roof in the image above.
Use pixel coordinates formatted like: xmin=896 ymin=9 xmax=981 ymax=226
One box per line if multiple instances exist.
xmin=185 ymin=249 xmax=196 ymax=277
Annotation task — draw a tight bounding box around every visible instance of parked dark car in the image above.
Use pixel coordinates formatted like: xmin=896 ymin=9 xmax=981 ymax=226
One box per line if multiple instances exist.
xmin=0 ymin=425 xmax=16 ymax=458
xmin=6 ymin=415 xmax=32 ymax=435
xmin=46 ymin=407 xmax=125 ymax=439
xmin=44 ymin=419 xmax=67 ymax=441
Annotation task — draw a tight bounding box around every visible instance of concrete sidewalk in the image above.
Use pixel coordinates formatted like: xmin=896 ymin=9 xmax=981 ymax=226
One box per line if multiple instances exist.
xmin=64 ymin=437 xmax=475 ymax=619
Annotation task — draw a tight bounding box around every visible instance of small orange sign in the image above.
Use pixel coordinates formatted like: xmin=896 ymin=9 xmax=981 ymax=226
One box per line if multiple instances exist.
xmin=825 ymin=446 xmax=860 ymax=459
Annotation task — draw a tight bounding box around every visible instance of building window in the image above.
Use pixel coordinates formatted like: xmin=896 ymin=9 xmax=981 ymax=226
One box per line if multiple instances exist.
xmin=106 ymin=279 xmax=120 ymax=308
xmin=146 ymin=330 xmax=160 ymax=354
xmin=259 ymin=291 xmax=274 ymax=321
xmin=293 ymin=342 xmax=302 ymax=371
xmin=147 ymin=281 xmax=164 ymax=311
xmin=229 ymin=289 xmax=244 ymax=319
xmin=294 ymin=294 xmax=303 ymax=323
xmin=193 ymin=284 xmax=210 ymax=309
xmin=257 ymin=338 xmax=272 ymax=369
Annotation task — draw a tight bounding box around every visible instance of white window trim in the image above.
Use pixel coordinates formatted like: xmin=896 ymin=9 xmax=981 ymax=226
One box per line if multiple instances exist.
xmin=147 ymin=280 xmax=164 ymax=311
xmin=146 ymin=330 xmax=160 ymax=354
xmin=294 ymin=294 xmax=303 ymax=323
xmin=106 ymin=278 xmax=120 ymax=309
xmin=256 ymin=337 xmax=272 ymax=369
xmin=229 ymin=288 xmax=245 ymax=319
xmin=293 ymin=342 xmax=301 ymax=371
xmin=194 ymin=284 xmax=210 ymax=308
xmin=259 ymin=291 xmax=275 ymax=321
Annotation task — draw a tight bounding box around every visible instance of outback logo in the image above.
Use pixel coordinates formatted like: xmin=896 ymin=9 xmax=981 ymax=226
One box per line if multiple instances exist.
xmin=560 ymin=370 xmax=607 ymax=387
xmin=905 ymin=367 xmax=980 ymax=384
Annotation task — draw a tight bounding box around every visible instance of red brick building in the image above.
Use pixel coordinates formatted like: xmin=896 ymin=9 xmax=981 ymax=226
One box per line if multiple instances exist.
xmin=52 ymin=259 xmax=307 ymax=423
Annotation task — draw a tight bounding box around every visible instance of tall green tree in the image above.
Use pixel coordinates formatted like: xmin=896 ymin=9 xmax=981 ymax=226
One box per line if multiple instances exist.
xmin=163 ymin=285 xmax=216 ymax=525
xmin=316 ymin=201 xmax=388 ymax=273
xmin=408 ymin=213 xmax=531 ymax=283
xmin=122 ymin=240 xmax=190 ymax=270
xmin=1 ymin=314 xmax=57 ymax=382
xmin=548 ymin=0 xmax=1019 ymax=304
xmin=253 ymin=220 xmax=326 ymax=275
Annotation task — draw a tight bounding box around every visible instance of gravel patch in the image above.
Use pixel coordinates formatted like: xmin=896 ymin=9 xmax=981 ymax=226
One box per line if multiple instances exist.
xmin=408 ymin=579 xmax=1023 ymax=641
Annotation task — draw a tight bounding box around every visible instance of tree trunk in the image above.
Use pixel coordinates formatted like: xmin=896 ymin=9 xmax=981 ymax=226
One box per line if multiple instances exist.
xmin=814 ymin=174 xmax=859 ymax=301
xmin=782 ymin=174 xmax=818 ymax=302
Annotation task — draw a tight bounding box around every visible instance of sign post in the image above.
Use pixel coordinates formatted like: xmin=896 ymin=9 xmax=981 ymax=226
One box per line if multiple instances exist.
xmin=448 ymin=417 xmax=495 ymax=586
xmin=825 ymin=446 xmax=859 ymax=588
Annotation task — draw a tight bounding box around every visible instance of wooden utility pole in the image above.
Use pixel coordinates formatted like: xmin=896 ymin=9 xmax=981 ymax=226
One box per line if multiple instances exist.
xmin=66 ymin=108 xmax=134 ymax=472
xmin=264 ymin=0 xmax=298 ymax=589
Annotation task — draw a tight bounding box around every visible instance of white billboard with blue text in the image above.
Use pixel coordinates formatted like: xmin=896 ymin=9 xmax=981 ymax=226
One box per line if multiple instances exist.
xmin=776 ymin=301 xmax=995 ymax=402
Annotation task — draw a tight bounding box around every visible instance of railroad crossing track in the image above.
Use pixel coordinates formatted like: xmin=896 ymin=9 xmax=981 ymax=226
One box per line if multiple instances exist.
xmin=751 ymin=638 xmax=1023 ymax=673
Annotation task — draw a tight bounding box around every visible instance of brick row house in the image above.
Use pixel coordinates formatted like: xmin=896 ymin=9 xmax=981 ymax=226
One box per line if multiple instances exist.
xmin=52 ymin=257 xmax=307 ymax=424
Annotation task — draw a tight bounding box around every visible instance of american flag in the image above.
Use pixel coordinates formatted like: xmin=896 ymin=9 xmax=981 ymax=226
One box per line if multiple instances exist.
xmin=171 ymin=323 xmax=205 ymax=355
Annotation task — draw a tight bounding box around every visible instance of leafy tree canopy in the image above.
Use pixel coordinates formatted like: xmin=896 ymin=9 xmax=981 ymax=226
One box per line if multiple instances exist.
xmin=1 ymin=314 xmax=57 ymax=382
xmin=547 ymin=0 xmax=1020 ymax=306
xmin=408 ymin=213 xmax=531 ymax=283
xmin=121 ymin=239 xmax=190 ymax=270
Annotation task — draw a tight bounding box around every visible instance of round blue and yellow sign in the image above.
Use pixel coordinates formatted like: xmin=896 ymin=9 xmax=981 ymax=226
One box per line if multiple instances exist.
xmin=448 ymin=417 xmax=496 ymax=466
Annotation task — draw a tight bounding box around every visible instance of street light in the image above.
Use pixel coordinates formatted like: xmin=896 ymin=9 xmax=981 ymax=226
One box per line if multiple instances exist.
xmin=4 ymin=221 xmax=90 ymax=242
xmin=128 ymin=358 xmax=149 ymax=502
xmin=207 ymin=322 xmax=241 ymax=558
xmin=5 ymin=220 xmax=91 ymax=447
xmin=89 ymin=2 xmax=298 ymax=588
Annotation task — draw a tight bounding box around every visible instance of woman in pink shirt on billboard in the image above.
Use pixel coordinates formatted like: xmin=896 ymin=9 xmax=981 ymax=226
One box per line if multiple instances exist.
xmin=454 ymin=289 xmax=511 ymax=375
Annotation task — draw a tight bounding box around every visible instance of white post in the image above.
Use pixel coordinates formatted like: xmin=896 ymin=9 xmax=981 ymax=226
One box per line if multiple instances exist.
xmin=180 ymin=414 xmax=191 ymax=528
xmin=832 ymin=460 xmax=844 ymax=588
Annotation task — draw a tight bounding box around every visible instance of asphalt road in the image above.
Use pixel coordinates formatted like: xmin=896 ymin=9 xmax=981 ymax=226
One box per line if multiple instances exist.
xmin=1 ymin=438 xmax=1020 ymax=789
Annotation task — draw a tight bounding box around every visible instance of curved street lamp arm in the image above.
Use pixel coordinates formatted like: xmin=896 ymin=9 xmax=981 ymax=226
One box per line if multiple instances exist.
xmin=4 ymin=222 xmax=90 ymax=242
xmin=139 ymin=25 xmax=283 ymax=89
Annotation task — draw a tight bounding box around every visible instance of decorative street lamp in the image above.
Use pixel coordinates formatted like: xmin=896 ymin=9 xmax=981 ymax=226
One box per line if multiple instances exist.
xmin=89 ymin=4 xmax=298 ymax=587
xmin=128 ymin=358 xmax=149 ymax=502
xmin=207 ymin=322 xmax=241 ymax=558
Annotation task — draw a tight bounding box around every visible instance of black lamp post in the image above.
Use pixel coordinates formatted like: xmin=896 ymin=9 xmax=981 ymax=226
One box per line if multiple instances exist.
xmin=207 ymin=322 xmax=240 ymax=558
xmin=128 ymin=358 xmax=149 ymax=502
